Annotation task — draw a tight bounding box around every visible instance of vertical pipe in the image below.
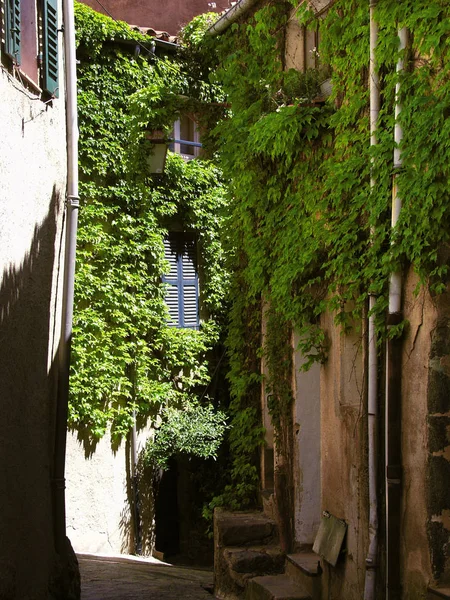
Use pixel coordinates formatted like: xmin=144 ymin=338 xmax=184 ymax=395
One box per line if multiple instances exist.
xmin=131 ymin=410 xmax=142 ymax=555
xmin=385 ymin=26 xmax=408 ymax=600
xmin=364 ymin=4 xmax=380 ymax=598
xmin=53 ymin=0 xmax=79 ymax=555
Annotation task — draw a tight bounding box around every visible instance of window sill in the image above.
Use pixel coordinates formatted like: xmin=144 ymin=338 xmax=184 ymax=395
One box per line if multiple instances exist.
xmin=2 ymin=63 xmax=45 ymax=99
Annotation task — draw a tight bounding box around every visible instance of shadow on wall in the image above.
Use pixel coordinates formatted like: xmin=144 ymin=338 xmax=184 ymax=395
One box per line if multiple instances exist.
xmin=0 ymin=188 xmax=68 ymax=598
xmin=72 ymin=424 xmax=100 ymax=460
xmin=119 ymin=439 xmax=157 ymax=556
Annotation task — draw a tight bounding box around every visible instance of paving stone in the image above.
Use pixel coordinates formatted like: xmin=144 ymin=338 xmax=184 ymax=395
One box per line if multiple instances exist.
xmin=78 ymin=553 xmax=214 ymax=600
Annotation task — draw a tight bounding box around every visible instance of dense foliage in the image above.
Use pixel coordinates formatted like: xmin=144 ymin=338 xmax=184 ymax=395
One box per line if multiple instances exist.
xmin=71 ymin=0 xmax=450 ymax=518
xmin=200 ymin=0 xmax=450 ymax=511
xmin=70 ymin=4 xmax=230 ymax=468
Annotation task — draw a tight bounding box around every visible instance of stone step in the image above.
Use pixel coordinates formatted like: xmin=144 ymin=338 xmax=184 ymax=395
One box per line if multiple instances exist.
xmin=217 ymin=546 xmax=284 ymax=598
xmin=225 ymin=546 xmax=285 ymax=576
xmin=428 ymin=587 xmax=450 ymax=599
xmin=246 ymin=575 xmax=311 ymax=600
xmin=215 ymin=509 xmax=278 ymax=547
xmin=285 ymin=553 xmax=321 ymax=600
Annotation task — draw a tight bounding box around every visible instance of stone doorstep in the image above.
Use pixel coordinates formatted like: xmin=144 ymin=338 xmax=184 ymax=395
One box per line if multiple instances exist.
xmin=286 ymin=554 xmax=321 ymax=577
xmin=428 ymin=587 xmax=450 ymax=599
xmin=285 ymin=553 xmax=322 ymax=600
xmin=246 ymin=574 xmax=311 ymax=600
xmin=225 ymin=546 xmax=285 ymax=575
xmin=221 ymin=546 xmax=285 ymax=595
xmin=216 ymin=510 xmax=278 ymax=547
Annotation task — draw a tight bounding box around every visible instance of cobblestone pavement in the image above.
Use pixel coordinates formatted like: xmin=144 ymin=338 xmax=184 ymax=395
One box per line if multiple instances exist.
xmin=78 ymin=553 xmax=215 ymax=600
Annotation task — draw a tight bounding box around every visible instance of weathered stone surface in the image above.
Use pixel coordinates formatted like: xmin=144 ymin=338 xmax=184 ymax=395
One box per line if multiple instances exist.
xmin=0 ymin=561 xmax=15 ymax=600
xmin=428 ymin=587 xmax=450 ymax=599
xmin=428 ymin=416 xmax=450 ymax=454
xmin=286 ymin=554 xmax=321 ymax=577
xmin=79 ymin=553 xmax=213 ymax=599
xmin=428 ymin=456 xmax=450 ymax=517
xmin=214 ymin=509 xmax=281 ymax=599
xmin=216 ymin=510 xmax=278 ymax=547
xmin=246 ymin=575 xmax=310 ymax=600
xmin=49 ymin=537 xmax=81 ymax=600
xmin=427 ymin=520 xmax=450 ymax=582
xmin=225 ymin=547 xmax=284 ymax=574
xmin=285 ymin=554 xmax=321 ymax=600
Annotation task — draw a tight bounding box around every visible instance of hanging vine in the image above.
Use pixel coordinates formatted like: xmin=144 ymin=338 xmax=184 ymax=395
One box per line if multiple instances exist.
xmin=70 ymin=4 xmax=231 ymax=474
xmin=199 ymin=0 xmax=450 ymax=512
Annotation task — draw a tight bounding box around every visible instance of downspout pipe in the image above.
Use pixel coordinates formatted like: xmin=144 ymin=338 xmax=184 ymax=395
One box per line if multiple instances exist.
xmin=131 ymin=410 xmax=142 ymax=555
xmin=385 ymin=26 xmax=408 ymax=600
xmin=53 ymin=0 xmax=79 ymax=555
xmin=364 ymin=4 xmax=380 ymax=598
xmin=206 ymin=0 xmax=260 ymax=36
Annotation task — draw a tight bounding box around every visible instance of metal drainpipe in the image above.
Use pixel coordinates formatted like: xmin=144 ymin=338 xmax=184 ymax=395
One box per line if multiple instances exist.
xmin=53 ymin=0 xmax=79 ymax=555
xmin=206 ymin=0 xmax=260 ymax=36
xmin=386 ymin=26 xmax=408 ymax=600
xmin=131 ymin=410 xmax=142 ymax=555
xmin=364 ymin=3 xmax=380 ymax=599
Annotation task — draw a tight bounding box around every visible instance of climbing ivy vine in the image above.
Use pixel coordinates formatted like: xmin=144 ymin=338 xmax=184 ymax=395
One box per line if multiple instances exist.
xmin=70 ymin=4 xmax=230 ymax=470
xmin=71 ymin=0 xmax=450 ymax=517
xmin=199 ymin=0 xmax=450 ymax=513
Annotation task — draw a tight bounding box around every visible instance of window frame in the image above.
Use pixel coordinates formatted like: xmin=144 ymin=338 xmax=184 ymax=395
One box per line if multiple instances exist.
xmin=172 ymin=116 xmax=201 ymax=160
xmin=162 ymin=234 xmax=200 ymax=330
xmin=1 ymin=0 xmax=59 ymax=97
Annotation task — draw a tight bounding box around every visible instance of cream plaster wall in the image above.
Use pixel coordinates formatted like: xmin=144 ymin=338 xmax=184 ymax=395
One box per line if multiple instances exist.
xmin=0 ymin=53 xmax=67 ymax=600
xmin=292 ymin=332 xmax=321 ymax=548
xmin=66 ymin=426 xmax=155 ymax=556
xmin=285 ymin=13 xmax=306 ymax=72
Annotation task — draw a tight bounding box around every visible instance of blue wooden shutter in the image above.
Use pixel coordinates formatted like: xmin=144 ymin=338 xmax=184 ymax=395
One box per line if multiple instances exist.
xmin=163 ymin=236 xmax=199 ymax=329
xmin=180 ymin=241 xmax=198 ymax=328
xmin=5 ymin=0 xmax=21 ymax=64
xmin=42 ymin=0 xmax=59 ymax=96
xmin=163 ymin=239 xmax=180 ymax=327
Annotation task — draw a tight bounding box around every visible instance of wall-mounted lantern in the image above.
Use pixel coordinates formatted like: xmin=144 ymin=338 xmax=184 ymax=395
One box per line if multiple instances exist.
xmin=145 ymin=129 xmax=168 ymax=174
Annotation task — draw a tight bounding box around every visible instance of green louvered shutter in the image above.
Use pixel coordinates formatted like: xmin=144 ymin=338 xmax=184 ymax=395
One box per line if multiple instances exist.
xmin=42 ymin=0 xmax=58 ymax=97
xmin=5 ymin=0 xmax=21 ymax=64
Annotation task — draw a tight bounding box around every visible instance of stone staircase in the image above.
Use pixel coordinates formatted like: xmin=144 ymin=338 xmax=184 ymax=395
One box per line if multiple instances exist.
xmin=246 ymin=552 xmax=321 ymax=600
xmin=428 ymin=587 xmax=450 ymax=599
xmin=214 ymin=509 xmax=322 ymax=600
xmin=214 ymin=509 xmax=284 ymax=599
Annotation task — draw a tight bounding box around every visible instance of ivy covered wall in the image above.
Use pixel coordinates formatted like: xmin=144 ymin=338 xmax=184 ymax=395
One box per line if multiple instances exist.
xmin=198 ymin=0 xmax=450 ymax=593
xmin=67 ymin=4 xmax=231 ymax=556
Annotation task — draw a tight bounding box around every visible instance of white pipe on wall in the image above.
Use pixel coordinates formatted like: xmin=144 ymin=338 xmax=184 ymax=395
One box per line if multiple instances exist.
xmin=53 ymin=0 xmax=80 ymax=554
xmin=389 ymin=28 xmax=408 ymax=314
xmin=385 ymin=26 xmax=408 ymax=600
xmin=364 ymin=3 xmax=380 ymax=598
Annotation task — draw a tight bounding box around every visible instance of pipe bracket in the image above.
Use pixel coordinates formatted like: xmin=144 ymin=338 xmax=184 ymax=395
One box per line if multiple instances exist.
xmin=52 ymin=477 xmax=66 ymax=490
xmin=386 ymin=465 xmax=402 ymax=480
xmin=387 ymin=312 xmax=403 ymax=326
xmin=67 ymin=194 xmax=80 ymax=208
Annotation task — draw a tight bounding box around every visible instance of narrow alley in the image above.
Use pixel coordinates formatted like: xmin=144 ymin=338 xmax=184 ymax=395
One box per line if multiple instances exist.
xmin=79 ymin=554 xmax=214 ymax=600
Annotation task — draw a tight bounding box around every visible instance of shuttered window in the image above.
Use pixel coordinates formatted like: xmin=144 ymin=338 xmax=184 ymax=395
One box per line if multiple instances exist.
xmin=42 ymin=0 xmax=58 ymax=96
xmin=2 ymin=0 xmax=59 ymax=96
xmin=4 ymin=0 xmax=21 ymax=64
xmin=163 ymin=235 xmax=199 ymax=329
